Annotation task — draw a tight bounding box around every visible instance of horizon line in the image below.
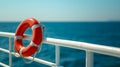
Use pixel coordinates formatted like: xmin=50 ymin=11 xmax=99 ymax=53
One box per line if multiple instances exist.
xmin=0 ymin=20 xmax=120 ymax=23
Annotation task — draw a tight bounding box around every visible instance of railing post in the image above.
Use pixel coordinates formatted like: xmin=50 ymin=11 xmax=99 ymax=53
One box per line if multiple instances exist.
xmin=9 ymin=37 xmax=12 ymax=67
xmin=86 ymin=51 xmax=93 ymax=67
xmin=55 ymin=44 xmax=61 ymax=67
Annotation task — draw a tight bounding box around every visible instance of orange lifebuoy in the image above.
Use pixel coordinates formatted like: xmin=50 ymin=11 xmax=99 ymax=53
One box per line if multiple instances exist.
xmin=14 ymin=18 xmax=43 ymax=57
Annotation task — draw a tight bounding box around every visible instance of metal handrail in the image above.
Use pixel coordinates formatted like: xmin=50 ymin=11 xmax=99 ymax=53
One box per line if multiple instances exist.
xmin=0 ymin=32 xmax=120 ymax=67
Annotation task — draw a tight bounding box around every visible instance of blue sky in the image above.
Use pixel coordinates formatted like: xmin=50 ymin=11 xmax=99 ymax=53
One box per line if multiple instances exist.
xmin=0 ymin=0 xmax=120 ymax=21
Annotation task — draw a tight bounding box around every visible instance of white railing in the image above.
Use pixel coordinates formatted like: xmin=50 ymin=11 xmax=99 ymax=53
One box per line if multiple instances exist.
xmin=0 ymin=32 xmax=120 ymax=67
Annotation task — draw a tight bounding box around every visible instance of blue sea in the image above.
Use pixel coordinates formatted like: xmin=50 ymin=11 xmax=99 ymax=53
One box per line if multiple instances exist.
xmin=0 ymin=22 xmax=120 ymax=67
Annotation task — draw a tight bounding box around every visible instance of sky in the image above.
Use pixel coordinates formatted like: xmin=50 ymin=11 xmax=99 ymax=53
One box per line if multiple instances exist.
xmin=0 ymin=0 xmax=120 ymax=21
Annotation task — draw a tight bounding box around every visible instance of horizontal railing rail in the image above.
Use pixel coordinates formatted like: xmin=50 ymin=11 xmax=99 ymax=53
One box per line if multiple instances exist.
xmin=0 ymin=31 xmax=120 ymax=67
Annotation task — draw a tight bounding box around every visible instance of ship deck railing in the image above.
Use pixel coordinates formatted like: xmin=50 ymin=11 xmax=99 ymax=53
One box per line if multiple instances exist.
xmin=0 ymin=32 xmax=120 ymax=67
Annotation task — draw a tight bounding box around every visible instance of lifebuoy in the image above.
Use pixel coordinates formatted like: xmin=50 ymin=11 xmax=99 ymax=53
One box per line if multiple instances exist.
xmin=14 ymin=18 xmax=43 ymax=57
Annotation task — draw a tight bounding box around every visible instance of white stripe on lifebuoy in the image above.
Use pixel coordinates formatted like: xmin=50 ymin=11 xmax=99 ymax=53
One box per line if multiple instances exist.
xmin=30 ymin=41 xmax=38 ymax=47
xmin=31 ymin=24 xmax=40 ymax=30
xmin=20 ymin=47 xmax=24 ymax=57
xmin=15 ymin=36 xmax=22 ymax=40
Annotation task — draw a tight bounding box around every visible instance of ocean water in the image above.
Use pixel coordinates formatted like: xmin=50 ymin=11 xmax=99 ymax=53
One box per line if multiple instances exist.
xmin=0 ymin=22 xmax=120 ymax=67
